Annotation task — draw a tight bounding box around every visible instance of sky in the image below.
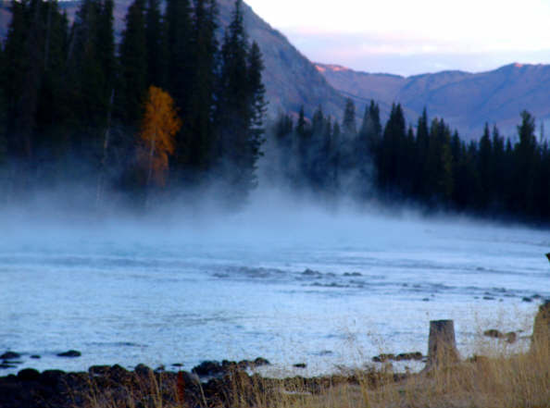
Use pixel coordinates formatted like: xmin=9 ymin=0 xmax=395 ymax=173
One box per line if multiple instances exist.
xmin=245 ymin=0 xmax=550 ymax=76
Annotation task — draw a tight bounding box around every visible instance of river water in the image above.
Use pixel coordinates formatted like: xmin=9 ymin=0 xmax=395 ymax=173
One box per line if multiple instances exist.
xmin=0 ymin=200 xmax=549 ymax=376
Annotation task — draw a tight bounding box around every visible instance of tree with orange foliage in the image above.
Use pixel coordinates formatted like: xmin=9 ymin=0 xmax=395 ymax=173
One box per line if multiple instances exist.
xmin=140 ymin=85 xmax=182 ymax=188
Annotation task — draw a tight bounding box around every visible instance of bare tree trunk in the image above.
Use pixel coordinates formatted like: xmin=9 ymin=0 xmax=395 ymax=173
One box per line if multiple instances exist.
xmin=96 ymin=89 xmax=115 ymax=209
xmin=145 ymin=131 xmax=157 ymax=209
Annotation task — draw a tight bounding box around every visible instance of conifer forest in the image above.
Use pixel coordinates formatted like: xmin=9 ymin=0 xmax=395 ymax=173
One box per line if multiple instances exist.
xmin=0 ymin=0 xmax=549 ymax=224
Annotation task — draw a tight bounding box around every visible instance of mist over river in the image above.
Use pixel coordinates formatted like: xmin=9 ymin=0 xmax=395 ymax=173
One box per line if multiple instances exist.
xmin=1 ymin=196 xmax=549 ymax=376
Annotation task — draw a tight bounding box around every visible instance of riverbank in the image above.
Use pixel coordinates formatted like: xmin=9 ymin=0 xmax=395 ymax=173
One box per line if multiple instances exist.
xmin=1 ymin=343 xmax=548 ymax=408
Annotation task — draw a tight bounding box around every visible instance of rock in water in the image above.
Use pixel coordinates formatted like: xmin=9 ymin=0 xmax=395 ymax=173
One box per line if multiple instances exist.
xmin=57 ymin=350 xmax=81 ymax=358
xmin=546 ymin=252 xmax=550 ymax=262
xmin=484 ymin=329 xmax=504 ymax=339
xmin=0 ymin=351 xmax=21 ymax=360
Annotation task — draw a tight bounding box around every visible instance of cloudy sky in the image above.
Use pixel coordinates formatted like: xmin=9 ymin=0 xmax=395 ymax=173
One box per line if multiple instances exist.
xmin=245 ymin=0 xmax=550 ymax=76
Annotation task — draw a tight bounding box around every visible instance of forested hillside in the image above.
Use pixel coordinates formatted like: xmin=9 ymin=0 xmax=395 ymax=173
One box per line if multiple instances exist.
xmin=0 ymin=0 xmax=549 ymax=224
xmin=0 ymin=0 xmax=266 ymax=208
xmin=268 ymin=101 xmax=550 ymax=222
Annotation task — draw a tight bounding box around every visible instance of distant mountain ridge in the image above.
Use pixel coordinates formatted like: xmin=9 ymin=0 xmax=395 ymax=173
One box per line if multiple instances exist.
xmin=316 ymin=62 xmax=550 ymax=138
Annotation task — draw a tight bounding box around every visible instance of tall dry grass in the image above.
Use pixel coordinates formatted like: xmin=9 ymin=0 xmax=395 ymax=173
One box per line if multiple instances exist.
xmin=73 ymin=334 xmax=549 ymax=408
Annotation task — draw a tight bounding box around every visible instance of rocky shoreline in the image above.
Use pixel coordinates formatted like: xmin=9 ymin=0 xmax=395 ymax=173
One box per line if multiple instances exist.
xmin=2 ymin=300 xmax=546 ymax=408
xmin=0 ymin=359 xmax=404 ymax=408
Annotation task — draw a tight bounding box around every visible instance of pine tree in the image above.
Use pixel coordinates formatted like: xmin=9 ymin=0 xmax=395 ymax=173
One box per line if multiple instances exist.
xmin=4 ymin=0 xmax=45 ymax=160
xmin=296 ymin=106 xmax=307 ymax=139
xmin=184 ymin=0 xmax=220 ymax=175
xmin=165 ymin=0 xmax=192 ymax=110
xmin=342 ymin=98 xmax=356 ymax=136
xmin=379 ymin=103 xmax=406 ymax=192
xmin=359 ymin=101 xmax=382 ymax=155
xmin=478 ymin=123 xmax=492 ymax=207
xmin=246 ymin=41 xmax=267 ymax=167
xmin=119 ymin=0 xmax=148 ymax=124
xmin=145 ymin=0 xmax=165 ymax=87
xmin=35 ymin=0 xmax=71 ymax=163
xmin=98 ymin=0 xmax=116 ymax=96
xmin=514 ymin=111 xmax=537 ymax=214
xmin=215 ymin=0 xmax=265 ymax=199
xmin=413 ymin=108 xmax=429 ymax=198
xmin=66 ymin=0 xmax=112 ymax=158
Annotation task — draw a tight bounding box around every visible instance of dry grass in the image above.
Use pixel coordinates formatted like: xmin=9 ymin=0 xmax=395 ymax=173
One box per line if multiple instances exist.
xmin=73 ymin=335 xmax=549 ymax=408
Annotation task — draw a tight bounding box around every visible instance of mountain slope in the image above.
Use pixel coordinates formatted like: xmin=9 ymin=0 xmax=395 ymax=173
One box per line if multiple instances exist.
xmin=316 ymin=62 xmax=550 ymax=138
xmin=0 ymin=0 xmax=348 ymax=121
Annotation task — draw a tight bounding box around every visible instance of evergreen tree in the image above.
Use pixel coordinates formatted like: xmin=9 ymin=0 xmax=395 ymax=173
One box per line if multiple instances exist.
xmin=216 ymin=0 xmax=265 ymax=199
xmin=35 ymin=0 xmax=71 ymax=161
xmin=97 ymin=0 xmax=116 ymax=97
xmin=145 ymin=0 xmax=165 ymax=87
xmin=312 ymin=105 xmax=325 ymax=136
xmin=66 ymin=0 xmax=112 ymax=156
xmin=414 ymin=108 xmax=430 ymax=198
xmin=379 ymin=103 xmax=406 ymax=192
xmin=246 ymin=40 xmax=267 ymax=163
xmin=119 ymin=0 xmax=148 ymax=124
xmin=359 ymin=101 xmax=382 ymax=155
xmin=296 ymin=106 xmax=307 ymax=139
xmin=4 ymin=0 xmax=45 ymax=160
xmin=165 ymin=0 xmax=192 ymax=111
xmin=342 ymin=98 xmax=356 ymax=136
xmin=478 ymin=123 xmax=492 ymax=207
xmin=182 ymin=0 xmax=220 ymax=176
xmin=514 ymin=111 xmax=537 ymax=214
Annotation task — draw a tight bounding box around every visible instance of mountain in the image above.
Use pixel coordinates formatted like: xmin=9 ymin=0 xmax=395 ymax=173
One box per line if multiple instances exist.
xmin=0 ymin=0 xmax=348 ymax=121
xmin=316 ymin=63 xmax=550 ymax=138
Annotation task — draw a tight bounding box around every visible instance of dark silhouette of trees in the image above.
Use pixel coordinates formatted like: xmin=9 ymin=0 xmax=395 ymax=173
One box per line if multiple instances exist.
xmin=0 ymin=0 xmax=267 ymax=206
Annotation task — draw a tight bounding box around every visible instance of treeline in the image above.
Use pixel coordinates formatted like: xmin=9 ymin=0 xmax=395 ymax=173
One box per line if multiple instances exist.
xmin=0 ymin=0 xmax=266 ymax=206
xmin=270 ymin=100 xmax=550 ymax=222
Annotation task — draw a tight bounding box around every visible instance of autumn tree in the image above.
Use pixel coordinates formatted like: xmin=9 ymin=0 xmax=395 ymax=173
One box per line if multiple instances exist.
xmin=140 ymin=86 xmax=182 ymax=189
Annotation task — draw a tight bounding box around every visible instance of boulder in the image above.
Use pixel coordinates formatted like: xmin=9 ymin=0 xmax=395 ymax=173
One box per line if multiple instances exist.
xmin=192 ymin=361 xmax=224 ymax=377
xmin=483 ymin=329 xmax=504 ymax=339
xmin=134 ymin=364 xmax=154 ymax=378
xmin=17 ymin=369 xmax=40 ymax=382
xmin=88 ymin=365 xmax=110 ymax=376
xmin=396 ymin=352 xmax=423 ymax=361
xmin=41 ymin=370 xmax=66 ymax=387
xmin=0 ymin=352 xmax=21 ymax=360
xmin=108 ymin=365 xmax=131 ymax=382
xmin=253 ymin=357 xmax=270 ymax=366
xmin=505 ymin=332 xmax=517 ymax=344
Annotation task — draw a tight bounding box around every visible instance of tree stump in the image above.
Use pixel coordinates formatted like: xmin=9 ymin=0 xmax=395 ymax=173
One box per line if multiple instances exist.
xmin=531 ymin=300 xmax=550 ymax=354
xmin=426 ymin=320 xmax=459 ymax=368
